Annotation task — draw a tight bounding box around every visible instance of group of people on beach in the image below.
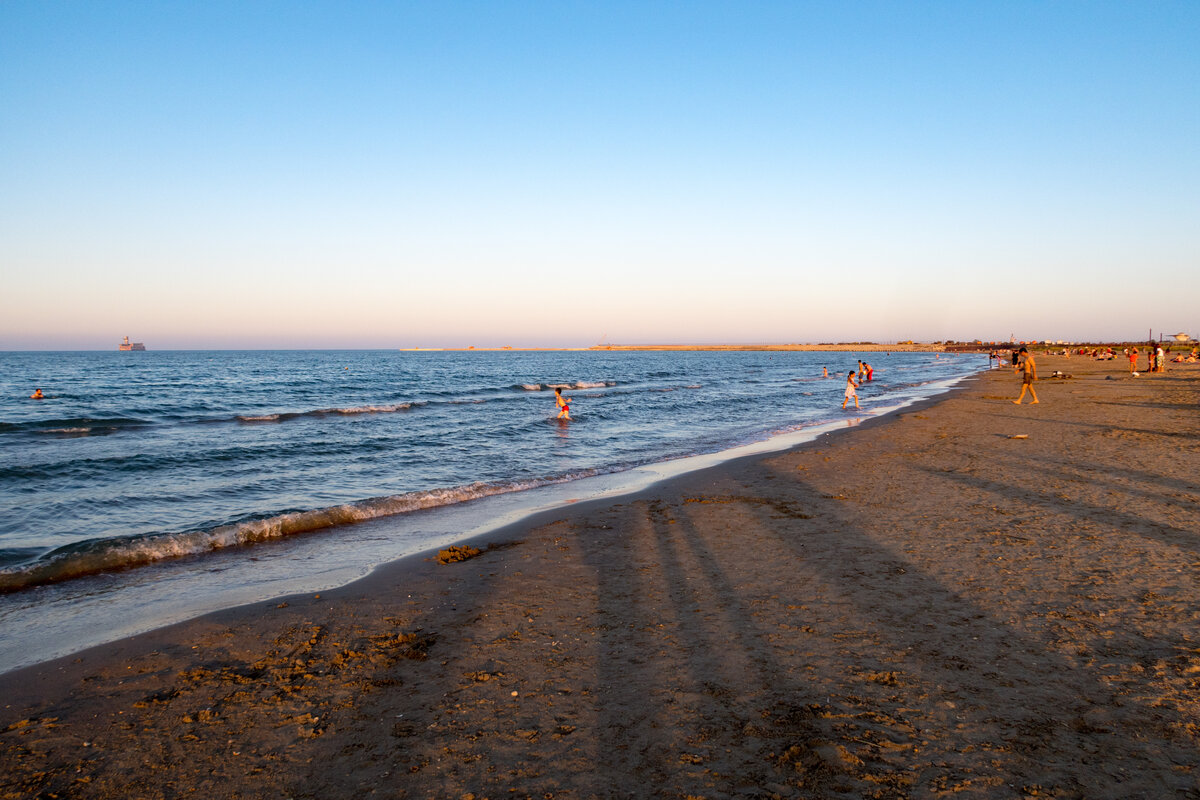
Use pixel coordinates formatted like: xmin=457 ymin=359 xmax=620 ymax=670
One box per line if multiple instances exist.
xmin=1124 ymin=344 xmax=1195 ymax=375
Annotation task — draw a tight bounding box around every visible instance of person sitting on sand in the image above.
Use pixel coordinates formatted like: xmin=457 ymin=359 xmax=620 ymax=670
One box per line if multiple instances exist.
xmin=843 ymin=371 xmax=860 ymax=410
xmin=555 ymin=387 xmax=572 ymax=420
xmin=30 ymin=388 xmax=44 ymax=399
xmin=1013 ymin=347 xmax=1039 ymax=405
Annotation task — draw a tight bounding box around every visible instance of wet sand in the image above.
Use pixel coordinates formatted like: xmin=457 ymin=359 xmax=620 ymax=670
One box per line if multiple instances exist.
xmin=3 ymin=356 xmax=1199 ymax=799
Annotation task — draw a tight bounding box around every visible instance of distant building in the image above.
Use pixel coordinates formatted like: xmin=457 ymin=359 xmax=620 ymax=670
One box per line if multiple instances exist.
xmin=118 ymin=336 xmax=146 ymax=351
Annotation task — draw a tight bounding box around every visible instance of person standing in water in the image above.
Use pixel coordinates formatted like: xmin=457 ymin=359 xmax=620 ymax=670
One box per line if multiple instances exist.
xmin=555 ymin=387 xmax=572 ymax=420
xmin=822 ymin=366 xmax=828 ymax=378
xmin=843 ymin=371 xmax=860 ymax=410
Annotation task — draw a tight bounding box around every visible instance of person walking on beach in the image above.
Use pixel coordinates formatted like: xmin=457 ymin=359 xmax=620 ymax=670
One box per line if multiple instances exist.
xmin=1013 ymin=347 xmax=1039 ymax=404
xmin=554 ymin=387 xmax=572 ymax=420
xmin=1129 ymin=347 xmax=1139 ymax=375
xmin=843 ymin=371 xmax=860 ymax=410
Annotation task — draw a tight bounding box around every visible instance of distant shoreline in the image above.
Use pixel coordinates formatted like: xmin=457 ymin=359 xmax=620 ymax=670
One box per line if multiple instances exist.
xmin=400 ymin=343 xmax=954 ymax=352
xmin=587 ymin=343 xmax=947 ymax=352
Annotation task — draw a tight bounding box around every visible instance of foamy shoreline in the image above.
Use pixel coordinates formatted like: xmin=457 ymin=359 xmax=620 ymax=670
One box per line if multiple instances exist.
xmin=0 ymin=369 xmax=981 ymax=674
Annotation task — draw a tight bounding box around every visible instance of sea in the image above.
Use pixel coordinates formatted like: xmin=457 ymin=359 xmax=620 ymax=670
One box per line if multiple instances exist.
xmin=0 ymin=349 xmax=987 ymax=672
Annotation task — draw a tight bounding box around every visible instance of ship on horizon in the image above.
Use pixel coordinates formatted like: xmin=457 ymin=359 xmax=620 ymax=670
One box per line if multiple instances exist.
xmin=118 ymin=336 xmax=146 ymax=351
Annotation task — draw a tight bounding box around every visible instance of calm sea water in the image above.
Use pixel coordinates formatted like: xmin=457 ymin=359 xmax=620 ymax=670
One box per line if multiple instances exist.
xmin=0 ymin=349 xmax=984 ymax=670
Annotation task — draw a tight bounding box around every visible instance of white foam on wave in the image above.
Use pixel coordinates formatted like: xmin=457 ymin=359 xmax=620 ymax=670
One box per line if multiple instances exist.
xmin=520 ymin=381 xmax=615 ymax=391
xmin=0 ymin=474 xmax=595 ymax=594
xmin=235 ymin=402 xmax=415 ymax=423
xmin=327 ymin=403 xmax=414 ymax=415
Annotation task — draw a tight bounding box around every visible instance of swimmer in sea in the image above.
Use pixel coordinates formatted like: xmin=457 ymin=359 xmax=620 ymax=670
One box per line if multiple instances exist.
xmin=823 ymin=366 xmax=828 ymax=378
xmin=555 ymin=387 xmax=572 ymax=420
xmin=30 ymin=388 xmax=44 ymax=399
xmin=842 ymin=371 xmax=860 ymax=410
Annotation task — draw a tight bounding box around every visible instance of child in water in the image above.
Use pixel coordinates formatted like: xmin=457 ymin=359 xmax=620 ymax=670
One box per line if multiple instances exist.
xmin=555 ymin=387 xmax=572 ymax=420
xmin=842 ymin=371 xmax=860 ymax=410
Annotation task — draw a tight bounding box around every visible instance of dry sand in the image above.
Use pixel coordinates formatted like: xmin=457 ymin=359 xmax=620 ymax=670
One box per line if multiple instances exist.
xmin=3 ymin=356 xmax=1199 ymax=800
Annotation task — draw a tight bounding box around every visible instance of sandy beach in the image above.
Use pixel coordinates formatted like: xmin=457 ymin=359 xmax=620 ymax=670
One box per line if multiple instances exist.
xmin=3 ymin=355 xmax=1198 ymax=799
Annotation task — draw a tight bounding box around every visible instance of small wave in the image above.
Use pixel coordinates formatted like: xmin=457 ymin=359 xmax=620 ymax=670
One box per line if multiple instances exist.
xmin=235 ymin=403 xmax=417 ymax=423
xmin=516 ymin=381 xmax=615 ymax=392
xmin=0 ymin=417 xmax=150 ymax=436
xmin=0 ymin=475 xmax=594 ymax=594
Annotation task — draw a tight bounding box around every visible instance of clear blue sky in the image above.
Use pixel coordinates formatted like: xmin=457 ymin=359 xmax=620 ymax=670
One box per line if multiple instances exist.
xmin=2 ymin=1 xmax=1197 ymax=349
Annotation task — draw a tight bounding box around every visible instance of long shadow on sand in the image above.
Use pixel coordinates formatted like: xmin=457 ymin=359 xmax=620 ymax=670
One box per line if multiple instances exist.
xmin=567 ymin=460 xmax=1199 ymax=798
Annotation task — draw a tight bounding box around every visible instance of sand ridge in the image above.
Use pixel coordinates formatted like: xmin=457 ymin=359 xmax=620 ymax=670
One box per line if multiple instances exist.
xmin=2 ymin=356 xmax=1198 ymax=799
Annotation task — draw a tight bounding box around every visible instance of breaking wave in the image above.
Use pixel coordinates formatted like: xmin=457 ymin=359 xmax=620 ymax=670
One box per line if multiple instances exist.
xmin=516 ymin=381 xmax=616 ymax=391
xmin=236 ymin=403 xmax=420 ymax=423
xmin=1 ymin=417 xmax=152 ymax=437
xmin=0 ymin=475 xmax=595 ymax=594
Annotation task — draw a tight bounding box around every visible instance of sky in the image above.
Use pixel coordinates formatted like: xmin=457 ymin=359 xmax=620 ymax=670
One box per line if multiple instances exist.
xmin=1 ymin=1 xmax=1197 ymax=349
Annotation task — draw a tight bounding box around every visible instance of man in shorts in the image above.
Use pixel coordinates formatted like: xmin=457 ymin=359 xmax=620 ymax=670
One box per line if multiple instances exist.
xmin=1012 ymin=347 xmax=1039 ymax=405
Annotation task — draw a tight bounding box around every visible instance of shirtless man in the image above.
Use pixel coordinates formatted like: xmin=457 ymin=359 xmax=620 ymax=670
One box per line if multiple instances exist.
xmin=1012 ymin=347 xmax=1039 ymax=405
xmin=555 ymin=387 xmax=572 ymax=420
